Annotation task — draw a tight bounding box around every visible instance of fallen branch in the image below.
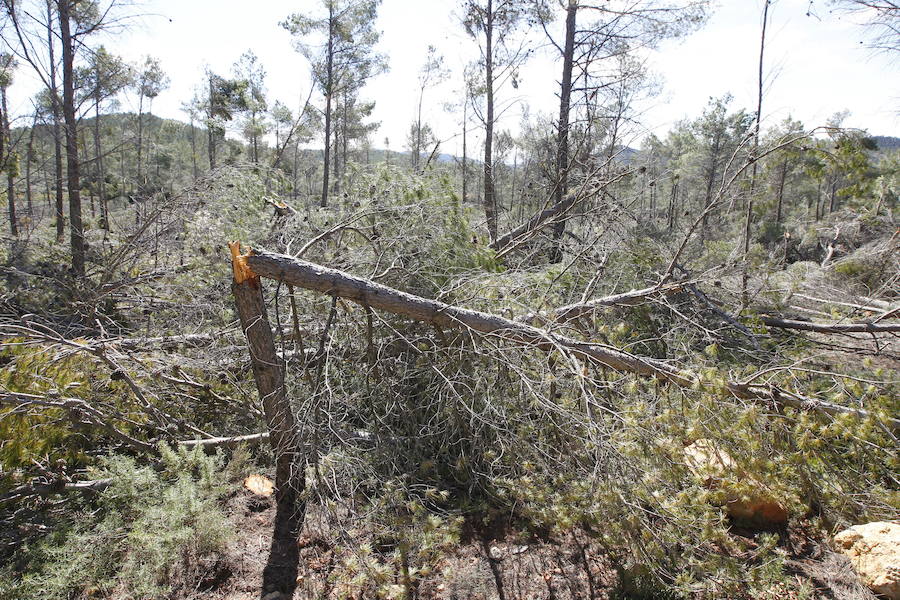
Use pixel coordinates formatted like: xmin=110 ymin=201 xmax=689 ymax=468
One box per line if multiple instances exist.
xmin=0 ymin=478 xmax=112 ymax=503
xmin=760 ymin=317 xmax=900 ymax=334
xmin=179 ymin=431 xmax=270 ymax=449
xmin=523 ymin=283 xmax=686 ymax=325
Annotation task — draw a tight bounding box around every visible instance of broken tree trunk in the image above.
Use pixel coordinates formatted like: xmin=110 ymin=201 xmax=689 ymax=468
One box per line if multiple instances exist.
xmin=244 ymin=248 xmax=694 ymax=386
xmin=229 ymin=243 xmax=305 ymax=600
xmin=240 ymin=247 xmax=898 ymax=431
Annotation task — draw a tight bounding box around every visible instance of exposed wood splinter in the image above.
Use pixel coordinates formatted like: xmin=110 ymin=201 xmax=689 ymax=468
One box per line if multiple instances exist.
xmin=228 ymin=241 xmax=259 ymax=286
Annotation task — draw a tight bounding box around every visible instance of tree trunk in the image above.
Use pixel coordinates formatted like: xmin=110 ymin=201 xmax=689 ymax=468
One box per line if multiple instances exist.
xmin=483 ymin=0 xmax=498 ymax=243
xmin=79 ymin=129 xmax=94 ymax=219
xmin=229 ymin=244 xmax=306 ymax=599
xmin=137 ymin=92 xmax=144 ymax=186
xmin=775 ymin=158 xmax=787 ymax=224
xmin=742 ymin=0 xmax=769 ymax=307
xmin=94 ymin=94 xmax=108 ymax=231
xmin=462 ymin=94 xmax=468 ymax=203
xmin=321 ymin=4 xmax=335 ymax=207
xmin=207 ymin=75 xmax=217 ymax=171
xmin=414 ymin=83 xmax=425 ymax=171
xmin=1 ymin=86 xmax=16 ymax=237
xmin=292 ymin=142 xmax=300 ymax=200
xmin=46 ymin=0 xmax=65 ymax=242
xmin=549 ymin=0 xmax=577 ymax=263
xmin=189 ymin=118 xmax=198 ymax=180
xmin=252 ymin=108 xmax=259 ymax=164
xmin=59 ymin=0 xmax=85 ymax=276
xmin=340 ymin=89 xmax=348 ymax=194
xmin=25 ymin=112 xmax=36 ymax=221
xmin=333 ymin=94 xmax=342 ymax=198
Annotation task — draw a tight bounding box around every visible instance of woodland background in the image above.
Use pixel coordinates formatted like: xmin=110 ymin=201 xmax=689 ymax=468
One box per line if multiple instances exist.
xmin=0 ymin=1 xmax=897 ymax=599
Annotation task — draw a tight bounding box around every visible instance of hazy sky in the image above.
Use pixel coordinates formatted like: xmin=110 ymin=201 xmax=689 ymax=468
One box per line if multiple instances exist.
xmin=7 ymin=0 xmax=900 ymax=156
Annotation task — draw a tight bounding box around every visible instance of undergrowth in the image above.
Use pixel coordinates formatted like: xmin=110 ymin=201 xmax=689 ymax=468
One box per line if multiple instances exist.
xmin=0 ymin=444 xmax=247 ymax=600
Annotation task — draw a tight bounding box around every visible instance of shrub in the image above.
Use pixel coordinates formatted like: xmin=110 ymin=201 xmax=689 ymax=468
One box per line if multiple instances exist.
xmin=1 ymin=444 xmax=240 ymax=600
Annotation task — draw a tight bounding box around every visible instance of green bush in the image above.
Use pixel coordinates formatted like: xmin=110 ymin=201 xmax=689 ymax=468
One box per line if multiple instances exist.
xmin=1 ymin=444 xmax=240 ymax=600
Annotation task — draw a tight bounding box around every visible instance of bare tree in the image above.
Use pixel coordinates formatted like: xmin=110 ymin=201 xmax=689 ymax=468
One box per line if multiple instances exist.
xmin=829 ymin=0 xmax=900 ymax=53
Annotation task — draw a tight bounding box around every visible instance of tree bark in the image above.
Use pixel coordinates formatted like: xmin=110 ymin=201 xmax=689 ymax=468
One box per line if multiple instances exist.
xmin=58 ymin=0 xmax=85 ymax=276
xmin=321 ymin=3 xmax=335 ymax=207
xmin=0 ymin=85 xmax=16 ymax=236
xmin=549 ymin=0 xmax=578 ymax=263
xmin=229 ymin=244 xmax=305 ymax=599
xmin=483 ymin=0 xmax=498 ymax=243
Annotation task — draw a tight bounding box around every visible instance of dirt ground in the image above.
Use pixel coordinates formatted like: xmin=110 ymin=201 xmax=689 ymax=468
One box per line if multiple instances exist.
xmin=182 ymin=484 xmax=876 ymax=600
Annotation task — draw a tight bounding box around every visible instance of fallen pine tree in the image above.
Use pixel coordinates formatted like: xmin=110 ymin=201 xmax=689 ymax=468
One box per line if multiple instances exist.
xmin=237 ymin=245 xmax=898 ymax=429
xmin=226 ymin=242 xmax=898 ymax=599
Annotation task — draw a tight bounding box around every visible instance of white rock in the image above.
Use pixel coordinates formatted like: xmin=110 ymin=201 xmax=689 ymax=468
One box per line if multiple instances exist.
xmin=834 ymin=521 xmax=900 ymax=600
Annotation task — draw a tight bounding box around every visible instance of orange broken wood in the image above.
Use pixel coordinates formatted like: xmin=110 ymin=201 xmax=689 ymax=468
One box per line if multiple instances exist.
xmin=228 ymin=241 xmax=259 ymax=287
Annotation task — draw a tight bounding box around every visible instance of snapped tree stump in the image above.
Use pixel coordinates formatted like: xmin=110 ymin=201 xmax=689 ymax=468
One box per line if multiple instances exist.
xmin=229 ymin=242 xmax=305 ymax=600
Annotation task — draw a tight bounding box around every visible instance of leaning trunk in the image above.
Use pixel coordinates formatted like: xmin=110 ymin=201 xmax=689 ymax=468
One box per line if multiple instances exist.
xmin=229 ymin=244 xmax=306 ymax=599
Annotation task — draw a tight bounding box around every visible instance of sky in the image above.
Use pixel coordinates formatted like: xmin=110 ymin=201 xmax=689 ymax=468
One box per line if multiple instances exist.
xmin=6 ymin=0 xmax=900 ymax=157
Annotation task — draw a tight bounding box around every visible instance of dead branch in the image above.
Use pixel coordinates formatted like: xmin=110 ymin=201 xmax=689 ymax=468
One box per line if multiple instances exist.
xmin=523 ymin=283 xmax=686 ymax=325
xmin=179 ymin=431 xmax=270 ymax=449
xmin=0 ymin=478 xmax=112 ymax=504
xmin=760 ymin=317 xmax=900 ymax=334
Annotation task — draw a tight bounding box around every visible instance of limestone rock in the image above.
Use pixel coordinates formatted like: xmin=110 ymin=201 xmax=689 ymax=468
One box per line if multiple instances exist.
xmin=834 ymin=521 xmax=900 ymax=600
xmin=683 ymin=439 xmax=788 ymax=526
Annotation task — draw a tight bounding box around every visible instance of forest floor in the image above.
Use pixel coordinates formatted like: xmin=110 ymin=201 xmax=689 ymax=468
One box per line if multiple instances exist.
xmin=181 ymin=483 xmax=877 ymax=600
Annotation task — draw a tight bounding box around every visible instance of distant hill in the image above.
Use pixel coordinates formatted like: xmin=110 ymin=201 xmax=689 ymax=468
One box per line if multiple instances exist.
xmin=871 ymin=136 xmax=900 ymax=152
